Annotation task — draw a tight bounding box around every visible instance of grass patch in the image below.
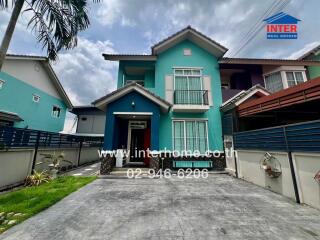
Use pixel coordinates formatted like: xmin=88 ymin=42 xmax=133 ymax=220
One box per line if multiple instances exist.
xmin=0 ymin=176 xmax=96 ymax=233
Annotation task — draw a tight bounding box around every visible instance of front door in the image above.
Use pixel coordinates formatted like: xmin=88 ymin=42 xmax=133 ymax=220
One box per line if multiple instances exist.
xmin=127 ymin=121 xmax=150 ymax=164
xmin=130 ymin=129 xmax=145 ymax=162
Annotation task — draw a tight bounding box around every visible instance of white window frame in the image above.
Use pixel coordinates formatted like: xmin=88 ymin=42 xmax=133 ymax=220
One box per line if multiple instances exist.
xmin=172 ymin=119 xmax=209 ymax=155
xmin=263 ymin=70 xmax=307 ymax=92
xmin=32 ymin=94 xmax=40 ymax=103
xmin=173 ymin=67 xmax=203 ymax=104
xmin=52 ymin=105 xmax=61 ymax=118
xmin=0 ymin=79 xmax=5 ymax=89
xmin=284 ymin=71 xmax=307 ymax=88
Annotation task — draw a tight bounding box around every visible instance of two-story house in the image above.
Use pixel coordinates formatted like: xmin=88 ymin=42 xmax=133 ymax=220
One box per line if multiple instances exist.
xmin=0 ymin=54 xmax=72 ymax=132
xmin=73 ymin=26 xmax=320 ymax=167
xmin=93 ymin=26 xmax=227 ymax=166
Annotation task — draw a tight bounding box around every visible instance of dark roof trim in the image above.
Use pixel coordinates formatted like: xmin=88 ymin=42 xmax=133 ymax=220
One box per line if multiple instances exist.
xmin=219 ymin=57 xmax=320 ymax=66
xmin=151 ymin=26 xmax=228 ymax=57
xmin=5 ymin=54 xmax=47 ymax=61
xmin=70 ymin=106 xmax=103 ymax=115
xmin=237 ymin=77 xmax=320 ymax=117
xmin=92 ymin=82 xmax=171 ymax=113
xmin=103 ymin=54 xmax=157 ymax=61
xmin=0 ymin=110 xmax=23 ymax=122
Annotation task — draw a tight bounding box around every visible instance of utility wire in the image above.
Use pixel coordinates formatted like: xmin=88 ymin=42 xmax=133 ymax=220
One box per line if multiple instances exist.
xmin=226 ymin=0 xmax=291 ymax=59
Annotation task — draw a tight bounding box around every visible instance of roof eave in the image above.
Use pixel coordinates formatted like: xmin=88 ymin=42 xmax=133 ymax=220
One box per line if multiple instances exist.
xmin=41 ymin=62 xmax=73 ymax=109
xmin=219 ymin=58 xmax=320 ymax=66
xmin=92 ymin=83 xmax=171 ymax=113
xmin=102 ymin=54 xmax=157 ymax=61
xmin=5 ymin=54 xmax=47 ymax=61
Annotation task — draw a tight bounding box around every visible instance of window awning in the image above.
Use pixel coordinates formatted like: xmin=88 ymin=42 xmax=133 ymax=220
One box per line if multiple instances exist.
xmin=0 ymin=110 xmax=23 ymax=122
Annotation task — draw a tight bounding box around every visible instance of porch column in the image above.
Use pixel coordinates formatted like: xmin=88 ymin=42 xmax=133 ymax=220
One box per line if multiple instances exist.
xmin=150 ymin=112 xmax=160 ymax=150
xmin=103 ymin=109 xmax=115 ymax=150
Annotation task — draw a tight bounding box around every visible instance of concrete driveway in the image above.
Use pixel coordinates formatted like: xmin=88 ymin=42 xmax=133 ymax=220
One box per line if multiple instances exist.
xmin=1 ymin=175 xmax=320 ymax=240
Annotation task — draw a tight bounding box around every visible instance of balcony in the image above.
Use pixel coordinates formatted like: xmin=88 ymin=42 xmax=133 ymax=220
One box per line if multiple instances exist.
xmin=172 ymin=90 xmax=210 ymax=113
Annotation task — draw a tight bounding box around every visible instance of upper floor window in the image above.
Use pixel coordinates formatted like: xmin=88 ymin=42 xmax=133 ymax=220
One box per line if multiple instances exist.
xmin=264 ymin=70 xmax=306 ymax=93
xmin=286 ymin=71 xmax=304 ymax=87
xmin=173 ymin=120 xmax=208 ymax=154
xmin=0 ymin=79 xmax=5 ymax=89
xmin=264 ymin=72 xmax=283 ymax=93
xmin=52 ymin=106 xmax=61 ymax=118
xmin=32 ymin=94 xmax=40 ymax=103
xmin=174 ymin=68 xmax=204 ymax=104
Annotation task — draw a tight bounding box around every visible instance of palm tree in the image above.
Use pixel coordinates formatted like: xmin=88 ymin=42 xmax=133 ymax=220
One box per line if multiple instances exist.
xmin=0 ymin=0 xmax=99 ymax=70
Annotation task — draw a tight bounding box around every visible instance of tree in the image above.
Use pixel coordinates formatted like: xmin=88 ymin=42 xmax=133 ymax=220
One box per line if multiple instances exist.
xmin=0 ymin=0 xmax=99 ymax=70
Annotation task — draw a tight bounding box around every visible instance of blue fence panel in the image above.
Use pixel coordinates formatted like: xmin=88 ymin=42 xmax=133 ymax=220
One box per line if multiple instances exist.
xmin=0 ymin=126 xmax=104 ymax=149
xmin=234 ymin=119 xmax=320 ymax=152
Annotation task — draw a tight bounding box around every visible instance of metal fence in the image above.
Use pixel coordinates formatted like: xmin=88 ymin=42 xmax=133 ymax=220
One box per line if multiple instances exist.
xmin=174 ymin=90 xmax=209 ymax=105
xmin=0 ymin=126 xmax=104 ymax=149
xmin=234 ymin=119 xmax=320 ymax=152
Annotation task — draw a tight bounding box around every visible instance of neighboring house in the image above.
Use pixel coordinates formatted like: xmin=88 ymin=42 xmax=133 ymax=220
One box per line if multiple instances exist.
xmin=73 ymin=26 xmax=320 ymax=167
xmin=298 ymin=44 xmax=320 ymax=79
xmin=0 ymin=54 xmax=72 ymax=132
xmin=71 ymin=106 xmax=105 ymax=135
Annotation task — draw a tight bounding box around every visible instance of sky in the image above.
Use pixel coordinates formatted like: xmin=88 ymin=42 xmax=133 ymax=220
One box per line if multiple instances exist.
xmin=1 ymin=0 xmax=320 ymax=132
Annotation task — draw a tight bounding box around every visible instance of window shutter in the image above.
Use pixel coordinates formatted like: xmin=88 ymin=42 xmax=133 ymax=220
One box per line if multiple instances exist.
xmin=203 ymin=75 xmax=213 ymax=106
xmin=165 ymin=75 xmax=174 ymax=103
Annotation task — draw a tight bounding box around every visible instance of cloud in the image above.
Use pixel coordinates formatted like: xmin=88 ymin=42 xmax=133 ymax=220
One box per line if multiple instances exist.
xmin=95 ymin=0 xmax=136 ymax=27
xmin=52 ymin=37 xmax=118 ymax=105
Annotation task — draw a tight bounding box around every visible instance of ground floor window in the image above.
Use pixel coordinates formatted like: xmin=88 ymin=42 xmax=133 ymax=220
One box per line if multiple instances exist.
xmin=173 ymin=120 xmax=208 ymax=154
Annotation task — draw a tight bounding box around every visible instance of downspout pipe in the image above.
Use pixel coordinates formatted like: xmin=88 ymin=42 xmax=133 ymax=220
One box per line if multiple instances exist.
xmin=283 ymin=127 xmax=300 ymax=204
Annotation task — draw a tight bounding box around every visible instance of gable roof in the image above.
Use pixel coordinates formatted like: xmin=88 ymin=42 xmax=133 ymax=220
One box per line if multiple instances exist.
xmin=92 ymin=82 xmax=171 ymax=113
xmin=5 ymin=54 xmax=73 ymax=109
xmin=298 ymin=44 xmax=320 ymax=60
xmin=221 ymin=85 xmax=270 ymax=112
xmin=263 ymin=12 xmax=301 ymax=24
xmin=151 ymin=26 xmax=228 ymax=57
xmin=103 ymin=54 xmax=157 ymax=61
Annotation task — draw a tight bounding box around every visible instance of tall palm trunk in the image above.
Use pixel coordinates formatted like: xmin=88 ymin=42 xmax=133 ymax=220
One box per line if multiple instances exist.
xmin=0 ymin=0 xmax=25 ymax=71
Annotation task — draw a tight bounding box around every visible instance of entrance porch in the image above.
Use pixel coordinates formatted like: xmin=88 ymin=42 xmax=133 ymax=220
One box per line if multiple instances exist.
xmin=92 ymin=83 xmax=171 ymax=168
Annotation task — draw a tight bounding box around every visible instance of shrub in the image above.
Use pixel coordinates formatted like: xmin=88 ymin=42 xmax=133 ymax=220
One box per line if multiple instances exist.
xmin=24 ymin=170 xmax=51 ymax=187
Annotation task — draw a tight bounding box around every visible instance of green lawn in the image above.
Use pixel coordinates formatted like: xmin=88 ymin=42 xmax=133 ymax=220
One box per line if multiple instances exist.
xmin=0 ymin=176 xmax=96 ymax=233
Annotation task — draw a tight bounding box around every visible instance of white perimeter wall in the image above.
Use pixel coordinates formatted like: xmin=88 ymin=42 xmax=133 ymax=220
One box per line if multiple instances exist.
xmin=235 ymin=149 xmax=320 ymax=210
xmin=0 ymin=147 xmax=100 ymax=190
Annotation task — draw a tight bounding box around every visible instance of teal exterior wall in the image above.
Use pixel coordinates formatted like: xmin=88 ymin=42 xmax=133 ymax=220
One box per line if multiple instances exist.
xmin=0 ymin=71 xmax=67 ymax=132
xmin=306 ymin=54 xmax=320 ymax=79
xmin=117 ymin=61 xmax=155 ymax=89
xmin=116 ymin=40 xmax=224 ymax=151
xmin=156 ymin=40 xmax=223 ymax=151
